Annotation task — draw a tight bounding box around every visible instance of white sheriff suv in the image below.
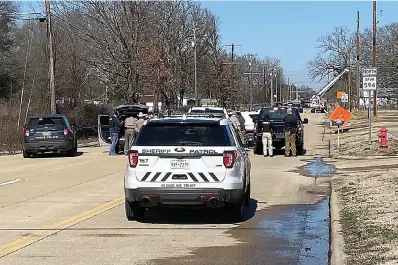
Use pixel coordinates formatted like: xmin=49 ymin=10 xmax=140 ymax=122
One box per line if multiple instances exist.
xmin=124 ymin=113 xmax=251 ymax=222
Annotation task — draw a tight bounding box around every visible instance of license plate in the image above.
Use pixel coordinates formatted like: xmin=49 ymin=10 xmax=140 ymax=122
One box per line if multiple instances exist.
xmin=170 ymin=159 xmax=190 ymax=169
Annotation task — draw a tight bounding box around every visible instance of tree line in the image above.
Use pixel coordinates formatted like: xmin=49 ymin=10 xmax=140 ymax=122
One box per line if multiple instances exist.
xmin=0 ymin=1 xmax=298 ymax=152
xmin=308 ymin=22 xmax=398 ymax=104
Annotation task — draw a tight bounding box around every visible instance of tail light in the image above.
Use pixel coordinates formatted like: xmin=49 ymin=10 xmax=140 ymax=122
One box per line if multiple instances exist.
xmin=128 ymin=150 xmax=139 ymax=168
xmin=23 ymin=128 xmax=29 ymax=137
xmin=298 ymin=124 xmax=302 ymax=131
xmin=64 ymin=128 xmax=70 ymax=135
xmin=223 ymin=151 xmax=236 ymax=168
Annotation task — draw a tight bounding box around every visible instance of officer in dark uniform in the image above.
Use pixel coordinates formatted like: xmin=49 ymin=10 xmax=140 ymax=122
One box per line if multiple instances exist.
xmin=283 ymin=108 xmax=298 ymax=157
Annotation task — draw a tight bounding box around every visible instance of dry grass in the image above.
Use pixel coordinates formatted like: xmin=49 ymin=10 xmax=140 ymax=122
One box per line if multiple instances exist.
xmin=338 ymin=170 xmax=398 ymax=265
xmin=332 ymin=110 xmax=398 ymax=157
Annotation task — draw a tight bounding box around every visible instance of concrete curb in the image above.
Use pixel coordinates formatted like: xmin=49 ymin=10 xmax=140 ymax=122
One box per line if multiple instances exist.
xmin=332 ymin=155 xmax=398 ymax=160
xmin=330 ymin=179 xmax=346 ymax=265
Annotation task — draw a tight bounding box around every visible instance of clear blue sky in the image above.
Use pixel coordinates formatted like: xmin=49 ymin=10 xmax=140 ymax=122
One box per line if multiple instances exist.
xmin=200 ymin=1 xmax=398 ymax=90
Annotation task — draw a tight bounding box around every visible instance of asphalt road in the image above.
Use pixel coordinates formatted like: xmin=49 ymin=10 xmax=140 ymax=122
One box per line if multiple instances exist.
xmin=0 ymin=112 xmax=331 ymax=265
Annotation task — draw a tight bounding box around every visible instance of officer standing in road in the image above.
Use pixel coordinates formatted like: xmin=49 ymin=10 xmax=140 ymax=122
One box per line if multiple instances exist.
xmin=261 ymin=112 xmax=273 ymax=157
xmin=124 ymin=114 xmax=137 ymax=155
xmin=109 ymin=110 xmax=122 ymax=156
xmin=135 ymin=112 xmax=146 ymax=132
xmin=283 ymin=108 xmax=298 ymax=157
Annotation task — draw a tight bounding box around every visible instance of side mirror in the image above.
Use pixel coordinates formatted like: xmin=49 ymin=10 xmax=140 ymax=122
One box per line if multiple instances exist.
xmin=303 ymin=118 xmax=308 ymax=124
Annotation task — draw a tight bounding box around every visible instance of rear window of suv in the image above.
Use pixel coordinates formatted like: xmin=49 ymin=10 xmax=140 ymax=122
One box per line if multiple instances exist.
xmin=134 ymin=123 xmax=234 ymax=146
xmin=27 ymin=117 xmax=66 ymax=127
xmin=258 ymin=108 xmax=300 ymax=121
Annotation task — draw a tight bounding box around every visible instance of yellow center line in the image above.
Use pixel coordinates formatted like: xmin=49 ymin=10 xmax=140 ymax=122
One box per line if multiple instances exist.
xmin=0 ymin=196 xmax=124 ymax=258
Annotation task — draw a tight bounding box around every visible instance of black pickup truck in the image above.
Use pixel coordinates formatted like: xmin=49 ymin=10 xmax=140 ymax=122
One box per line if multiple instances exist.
xmin=253 ymin=107 xmax=308 ymax=155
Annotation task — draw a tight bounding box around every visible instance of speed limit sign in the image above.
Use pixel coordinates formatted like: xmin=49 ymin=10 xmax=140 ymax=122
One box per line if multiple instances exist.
xmin=362 ymin=76 xmax=376 ymax=90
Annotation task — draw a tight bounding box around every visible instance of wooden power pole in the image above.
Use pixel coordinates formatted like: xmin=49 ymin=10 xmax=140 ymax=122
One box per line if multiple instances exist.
xmin=225 ymin=43 xmax=241 ymax=108
xmin=372 ymin=1 xmax=377 ymax=117
xmin=348 ymin=47 xmax=352 ymax=111
xmin=356 ymin=11 xmax=361 ymax=109
xmin=45 ymin=0 xmax=56 ymax=114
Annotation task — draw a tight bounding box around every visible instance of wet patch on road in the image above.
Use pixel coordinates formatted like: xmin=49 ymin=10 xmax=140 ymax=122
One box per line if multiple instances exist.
xmin=293 ymin=157 xmax=335 ymax=178
xmin=149 ymin=197 xmax=330 ymax=265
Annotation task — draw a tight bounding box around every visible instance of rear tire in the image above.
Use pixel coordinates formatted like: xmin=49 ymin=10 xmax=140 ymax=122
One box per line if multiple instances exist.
xmin=297 ymin=143 xmax=304 ymax=156
xmin=254 ymin=144 xmax=263 ymax=155
xmin=22 ymin=150 xmax=31 ymax=158
xmin=245 ymin=183 xmax=251 ymax=206
xmin=66 ymin=147 xmax=76 ymax=157
xmin=228 ymin=193 xmax=247 ymax=223
xmin=125 ymin=200 xmax=145 ymax=221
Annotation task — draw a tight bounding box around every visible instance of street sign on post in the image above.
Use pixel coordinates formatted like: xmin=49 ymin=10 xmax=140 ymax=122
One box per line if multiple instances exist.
xmin=341 ymin=93 xmax=348 ymax=103
xmin=363 ymin=76 xmax=377 ymax=90
xmin=362 ymin=67 xmax=377 ymax=144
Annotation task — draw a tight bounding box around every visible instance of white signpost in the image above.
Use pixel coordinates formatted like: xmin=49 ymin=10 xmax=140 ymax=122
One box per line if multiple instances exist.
xmin=341 ymin=93 xmax=348 ymax=103
xmin=362 ymin=67 xmax=377 ymax=144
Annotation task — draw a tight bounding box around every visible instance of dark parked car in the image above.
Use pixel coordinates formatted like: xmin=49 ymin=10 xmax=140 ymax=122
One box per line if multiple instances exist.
xmin=254 ymin=107 xmax=308 ymax=155
xmin=23 ymin=114 xmax=77 ymax=158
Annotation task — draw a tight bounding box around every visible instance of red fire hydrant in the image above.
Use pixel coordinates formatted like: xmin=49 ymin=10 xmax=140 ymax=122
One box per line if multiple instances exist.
xmin=378 ymin=127 xmax=388 ymax=148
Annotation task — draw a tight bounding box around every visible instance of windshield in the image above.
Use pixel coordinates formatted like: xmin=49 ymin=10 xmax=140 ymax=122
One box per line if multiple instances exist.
xmin=134 ymin=123 xmax=233 ymax=146
xmin=259 ymin=108 xmax=300 ymax=121
xmin=190 ymin=108 xmax=224 ymax=114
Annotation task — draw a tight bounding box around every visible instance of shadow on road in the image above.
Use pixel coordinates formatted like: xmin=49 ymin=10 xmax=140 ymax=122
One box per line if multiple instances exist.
xmin=138 ymin=198 xmax=258 ymax=225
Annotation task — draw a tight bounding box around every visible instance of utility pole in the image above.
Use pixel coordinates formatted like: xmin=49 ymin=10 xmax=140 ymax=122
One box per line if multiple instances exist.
xmin=356 ymin=10 xmax=361 ymax=109
xmin=225 ymin=43 xmax=241 ymax=108
xmin=193 ymin=25 xmax=198 ymax=106
xmin=263 ymin=66 xmax=267 ymax=104
xmin=348 ymin=46 xmax=352 ymax=111
xmin=270 ymin=72 xmax=274 ymax=106
xmin=45 ymin=0 xmax=56 ymax=114
xmin=287 ymin=78 xmax=290 ymax=101
xmin=275 ymin=71 xmax=278 ymax=102
xmin=246 ymin=53 xmax=256 ymax=110
xmin=372 ymin=1 xmax=377 ymax=117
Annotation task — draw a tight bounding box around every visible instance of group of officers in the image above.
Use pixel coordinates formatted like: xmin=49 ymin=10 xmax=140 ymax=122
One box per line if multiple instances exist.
xmin=108 ymin=106 xmax=300 ymax=157
xmin=108 ymin=111 xmax=153 ymax=156
xmin=229 ymin=107 xmax=299 ymax=157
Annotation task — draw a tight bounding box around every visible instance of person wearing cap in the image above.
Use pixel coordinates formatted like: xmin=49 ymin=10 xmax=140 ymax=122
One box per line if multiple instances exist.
xmin=283 ymin=108 xmax=298 ymax=157
xmin=135 ymin=112 xmax=146 ymax=132
xmin=109 ymin=110 xmax=122 ymax=156
xmin=124 ymin=114 xmax=137 ymax=155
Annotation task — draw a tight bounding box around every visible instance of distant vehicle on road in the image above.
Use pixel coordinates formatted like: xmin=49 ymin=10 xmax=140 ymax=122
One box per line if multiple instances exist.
xmin=254 ymin=107 xmax=308 ymax=155
xmin=23 ymin=114 xmax=77 ymax=158
xmin=98 ymin=104 xmax=149 ymax=153
xmin=188 ymin=107 xmax=229 ymax=118
xmin=284 ymin=101 xmax=304 ymax=113
xmin=124 ymin=113 xmax=251 ymax=222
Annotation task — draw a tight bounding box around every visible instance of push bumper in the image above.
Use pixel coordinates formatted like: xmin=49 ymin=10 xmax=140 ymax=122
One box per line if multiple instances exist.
xmin=23 ymin=141 xmax=73 ymax=152
xmin=125 ymin=188 xmax=243 ymax=207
